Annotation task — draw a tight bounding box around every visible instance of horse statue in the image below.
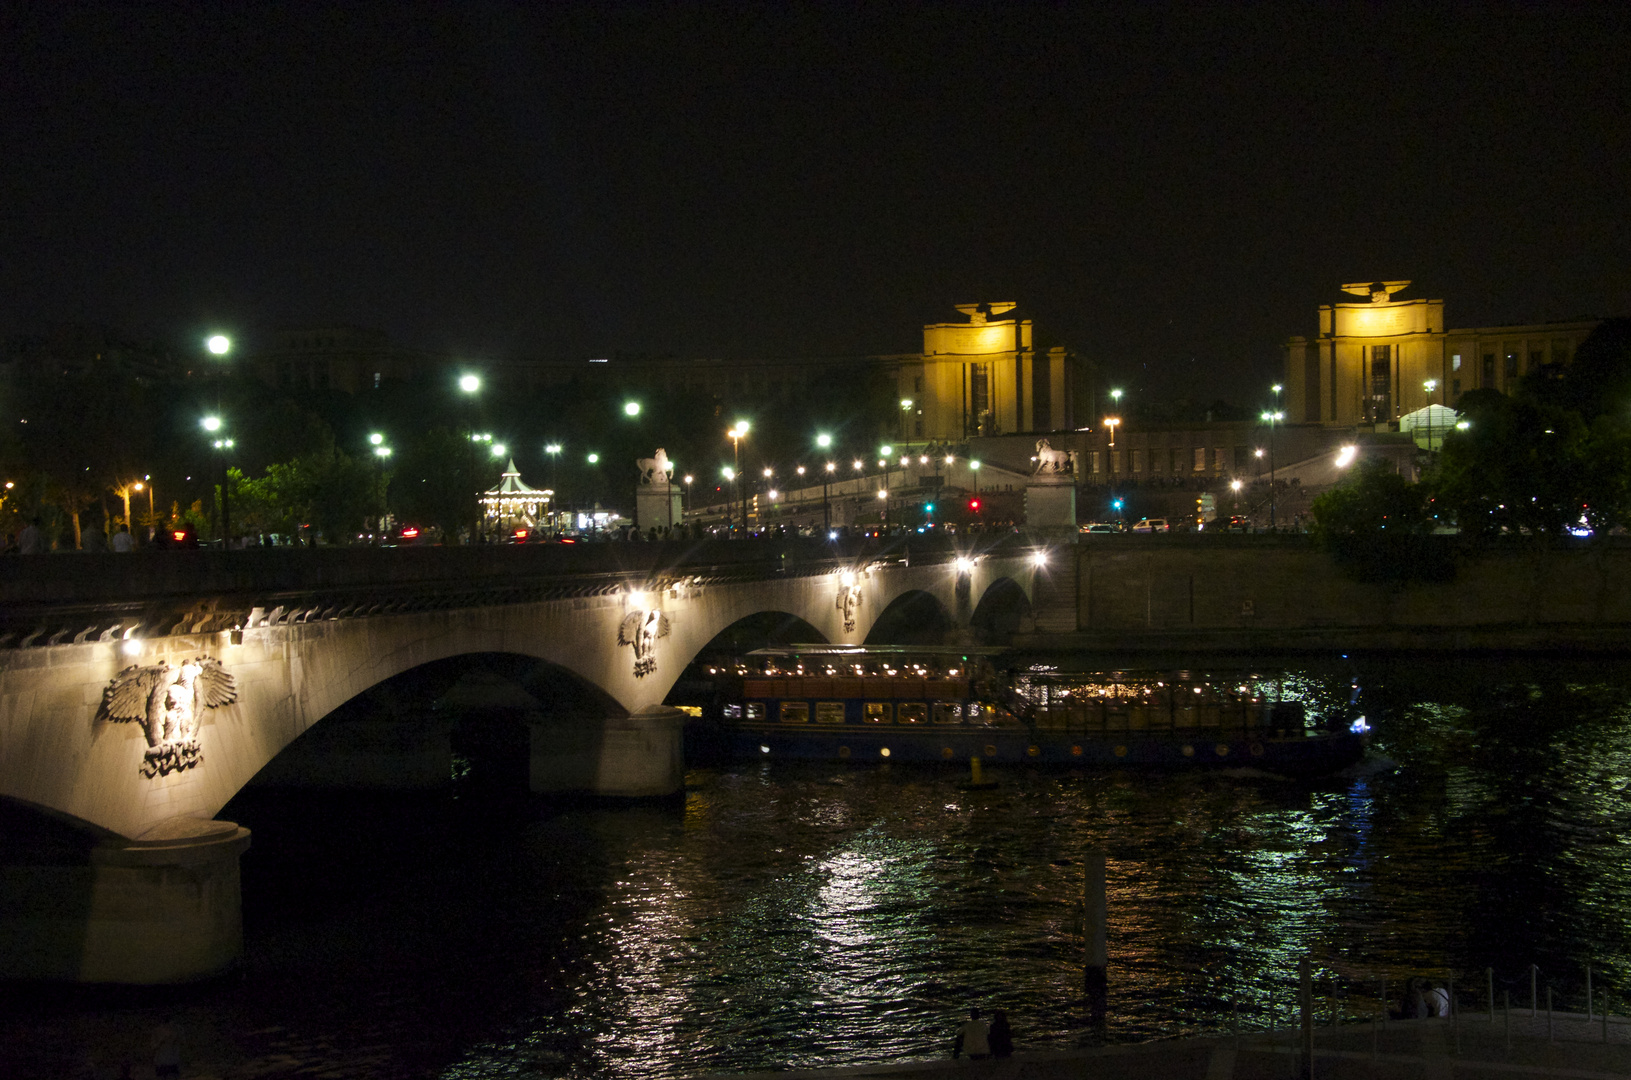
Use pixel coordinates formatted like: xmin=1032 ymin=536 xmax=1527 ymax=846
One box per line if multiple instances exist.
xmin=637 ymin=448 xmax=674 ymax=486
xmin=1033 ymin=438 xmax=1074 ymax=475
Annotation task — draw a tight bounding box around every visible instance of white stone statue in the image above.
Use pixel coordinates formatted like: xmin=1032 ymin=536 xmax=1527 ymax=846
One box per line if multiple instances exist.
xmin=98 ymin=655 xmax=238 ymax=776
xmin=637 ymin=448 xmax=673 ymax=486
xmin=1033 ymin=438 xmax=1074 ymax=475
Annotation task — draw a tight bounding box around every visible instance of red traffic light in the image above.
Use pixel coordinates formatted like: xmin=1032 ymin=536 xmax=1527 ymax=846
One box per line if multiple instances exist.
xmin=968 ymin=498 xmax=982 ymax=512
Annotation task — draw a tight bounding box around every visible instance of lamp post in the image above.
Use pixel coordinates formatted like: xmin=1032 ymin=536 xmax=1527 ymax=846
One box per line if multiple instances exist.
xmin=369 ymin=433 xmax=393 ymax=540
xmin=729 ymin=421 xmax=750 ymax=535
xmin=970 ymin=458 xmax=981 ymax=497
xmin=879 ymin=445 xmax=894 ymax=532
xmin=458 ymin=374 xmax=482 ymax=543
xmin=722 ymin=466 xmax=737 ymax=532
xmin=1424 ymin=380 xmax=1438 ymax=452
xmin=1260 ymin=408 xmax=1285 ymax=529
xmin=682 ymin=474 xmax=693 ymax=524
xmin=201 ymin=416 xmax=233 ymax=548
xmin=544 ymin=443 xmax=562 ymax=530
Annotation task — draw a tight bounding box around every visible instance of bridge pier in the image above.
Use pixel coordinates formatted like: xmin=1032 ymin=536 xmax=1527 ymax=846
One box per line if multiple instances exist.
xmin=529 ymin=706 xmax=686 ymax=797
xmin=0 ymin=816 xmax=250 ymax=984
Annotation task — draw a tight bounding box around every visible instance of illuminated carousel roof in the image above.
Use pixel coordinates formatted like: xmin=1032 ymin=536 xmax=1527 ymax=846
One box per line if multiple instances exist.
xmin=483 ymin=459 xmax=548 ymax=498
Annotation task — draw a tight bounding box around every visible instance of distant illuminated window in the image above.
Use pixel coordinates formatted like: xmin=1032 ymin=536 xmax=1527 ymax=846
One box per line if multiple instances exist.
xmin=1131 ymin=449 xmax=1144 ymax=473
xmin=780 ymin=702 xmax=809 ymax=724
xmin=1193 ymin=448 xmax=1206 ymax=472
xmin=864 ymin=702 xmax=892 ymax=724
xmin=1451 ymin=353 xmax=1462 ymax=371
xmin=373 ymin=372 xmax=381 ymax=389
xmin=815 ymin=702 xmax=845 ymax=724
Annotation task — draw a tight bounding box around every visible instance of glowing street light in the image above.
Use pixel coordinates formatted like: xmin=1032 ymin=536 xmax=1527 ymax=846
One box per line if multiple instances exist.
xmin=1260 ymin=409 xmax=1285 ymax=529
xmin=369 ymin=432 xmax=385 ymax=446
xmin=624 ymin=401 xmax=641 ymax=417
xmin=201 ymin=417 xmax=233 ymax=546
xmin=490 ymin=443 xmax=507 ymax=458
xmin=728 ymin=421 xmax=750 ymax=533
xmin=816 ymin=433 xmax=832 ymax=449
xmin=206 ymin=334 xmax=231 ymax=356
xmin=1104 ymin=416 xmax=1121 ymax=448
xmin=586 ymin=453 xmax=599 ymax=464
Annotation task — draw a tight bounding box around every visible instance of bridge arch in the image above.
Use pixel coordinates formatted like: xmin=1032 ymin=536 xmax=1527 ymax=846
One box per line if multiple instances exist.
xmin=969 ymin=575 xmax=1035 ymax=643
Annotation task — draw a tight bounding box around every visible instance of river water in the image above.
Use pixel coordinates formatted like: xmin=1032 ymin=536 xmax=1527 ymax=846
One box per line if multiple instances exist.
xmin=7 ymin=654 xmax=1631 ymax=1078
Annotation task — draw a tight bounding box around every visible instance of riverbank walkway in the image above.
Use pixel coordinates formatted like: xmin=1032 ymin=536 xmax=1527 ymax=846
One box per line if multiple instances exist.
xmin=707 ymin=1014 xmax=1631 ymax=1080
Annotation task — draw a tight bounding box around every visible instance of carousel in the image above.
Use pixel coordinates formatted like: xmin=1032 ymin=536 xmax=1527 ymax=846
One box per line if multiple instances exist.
xmin=481 ymin=458 xmax=554 ymax=538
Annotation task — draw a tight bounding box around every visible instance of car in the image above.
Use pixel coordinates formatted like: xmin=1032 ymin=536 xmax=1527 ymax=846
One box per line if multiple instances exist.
xmin=1130 ymin=517 xmax=1169 ymax=533
xmin=1079 ymin=522 xmax=1120 ymax=534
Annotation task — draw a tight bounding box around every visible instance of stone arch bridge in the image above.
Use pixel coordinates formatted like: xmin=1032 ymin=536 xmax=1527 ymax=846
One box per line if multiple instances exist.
xmin=0 ymin=537 xmax=1045 ymax=983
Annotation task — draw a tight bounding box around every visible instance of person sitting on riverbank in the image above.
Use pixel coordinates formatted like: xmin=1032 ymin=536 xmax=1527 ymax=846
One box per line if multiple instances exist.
xmin=953 ymin=1007 xmax=990 ymax=1060
xmin=988 ymin=1010 xmax=1013 ymax=1058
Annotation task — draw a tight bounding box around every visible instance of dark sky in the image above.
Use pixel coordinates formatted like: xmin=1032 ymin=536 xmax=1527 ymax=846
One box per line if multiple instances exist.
xmin=3 ymin=2 xmax=1628 ymax=405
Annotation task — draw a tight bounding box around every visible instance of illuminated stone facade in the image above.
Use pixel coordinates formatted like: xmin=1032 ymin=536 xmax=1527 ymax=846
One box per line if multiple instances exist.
xmin=894 ymin=303 xmax=1077 ymax=440
xmin=1284 ymin=282 xmax=1599 ymax=427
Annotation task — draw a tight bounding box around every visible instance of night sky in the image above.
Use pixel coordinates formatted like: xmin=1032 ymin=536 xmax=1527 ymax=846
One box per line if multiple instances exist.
xmin=3 ymin=3 xmax=1628 ymax=405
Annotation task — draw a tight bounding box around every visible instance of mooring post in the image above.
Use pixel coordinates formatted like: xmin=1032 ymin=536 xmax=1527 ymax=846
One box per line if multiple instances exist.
xmin=1487 ymin=967 xmax=1495 ymax=1023
xmin=1299 ymin=957 xmax=1314 ymax=1080
xmin=1531 ymin=964 xmax=1539 ymax=1017
xmin=1084 ymin=849 xmax=1107 ymax=1026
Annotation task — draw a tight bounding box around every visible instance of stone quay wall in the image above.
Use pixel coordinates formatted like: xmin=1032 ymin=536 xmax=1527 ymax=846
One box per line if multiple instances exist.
xmin=1019 ymin=536 xmax=1631 ymax=652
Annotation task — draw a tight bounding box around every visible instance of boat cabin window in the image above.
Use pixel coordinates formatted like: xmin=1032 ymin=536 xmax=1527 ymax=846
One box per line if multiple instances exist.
xmin=745 ymin=703 xmax=765 ymax=721
xmin=815 ymin=702 xmax=846 ymax=724
xmin=898 ymin=703 xmax=928 ymax=724
xmin=780 ymin=702 xmax=809 ymax=724
xmin=864 ymin=702 xmax=892 ymax=724
xmin=932 ymin=702 xmax=962 ymax=724
xmin=723 ymin=704 xmax=742 ymax=719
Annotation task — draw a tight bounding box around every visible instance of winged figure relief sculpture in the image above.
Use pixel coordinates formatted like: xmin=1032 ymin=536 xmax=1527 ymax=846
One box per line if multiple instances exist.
xmin=98 ymin=656 xmax=237 ymax=777
xmin=618 ymin=609 xmax=670 ymax=678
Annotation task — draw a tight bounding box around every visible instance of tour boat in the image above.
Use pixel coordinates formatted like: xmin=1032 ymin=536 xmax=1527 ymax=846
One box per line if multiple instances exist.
xmin=686 ymin=646 xmax=1369 ymax=777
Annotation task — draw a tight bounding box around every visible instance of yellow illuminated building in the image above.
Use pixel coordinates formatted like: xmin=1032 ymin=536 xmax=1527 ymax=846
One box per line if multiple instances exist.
xmin=1285 ymin=282 xmax=1599 ymax=427
xmin=894 ymin=303 xmax=1078 ymax=440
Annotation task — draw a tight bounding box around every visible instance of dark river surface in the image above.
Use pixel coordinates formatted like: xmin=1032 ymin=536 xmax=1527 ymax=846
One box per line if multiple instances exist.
xmin=8 ymin=653 xmax=1631 ymax=1078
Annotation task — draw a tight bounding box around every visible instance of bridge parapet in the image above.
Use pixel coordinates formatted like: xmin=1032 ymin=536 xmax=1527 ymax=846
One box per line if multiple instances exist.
xmin=0 ymin=534 xmax=1040 ymax=651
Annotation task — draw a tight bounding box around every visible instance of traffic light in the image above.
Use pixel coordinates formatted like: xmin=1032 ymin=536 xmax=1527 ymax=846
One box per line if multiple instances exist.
xmin=924 ymin=503 xmax=935 ymax=514
xmin=968 ymin=497 xmax=982 ymax=513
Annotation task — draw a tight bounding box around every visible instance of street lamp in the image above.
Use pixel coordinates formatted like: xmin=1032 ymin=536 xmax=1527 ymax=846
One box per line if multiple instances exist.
xmin=624 ymin=401 xmax=641 ymax=417
xmin=682 ymin=474 xmax=693 ymax=522
xmin=458 ymin=374 xmax=482 ymax=542
xmin=822 ymin=460 xmax=835 ymax=528
xmin=201 ymin=416 xmax=233 ymax=547
xmin=969 ymin=458 xmax=981 ymax=497
xmin=1424 ymin=379 xmax=1439 ymax=451
xmin=206 ymin=334 xmax=231 ymax=357
xmin=729 ymin=421 xmax=750 ymax=533
xmin=1260 ymin=409 xmax=1285 ymax=529
xmin=1104 ymin=416 xmax=1121 ymax=449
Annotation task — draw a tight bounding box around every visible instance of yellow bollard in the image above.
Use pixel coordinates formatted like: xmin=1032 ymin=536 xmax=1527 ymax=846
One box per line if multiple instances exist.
xmin=970 ymin=756 xmax=983 ymax=785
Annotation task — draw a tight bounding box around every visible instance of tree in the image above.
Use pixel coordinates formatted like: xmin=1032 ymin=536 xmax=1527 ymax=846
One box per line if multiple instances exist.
xmin=1310 ymin=457 xmax=1449 ymax=583
xmin=391 ymin=427 xmax=479 ymax=542
xmin=1431 ymin=391 xmax=1595 ymax=541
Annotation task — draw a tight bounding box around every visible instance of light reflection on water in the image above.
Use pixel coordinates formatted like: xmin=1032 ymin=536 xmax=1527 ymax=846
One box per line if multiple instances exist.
xmin=10 ymin=657 xmax=1631 ymax=1079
